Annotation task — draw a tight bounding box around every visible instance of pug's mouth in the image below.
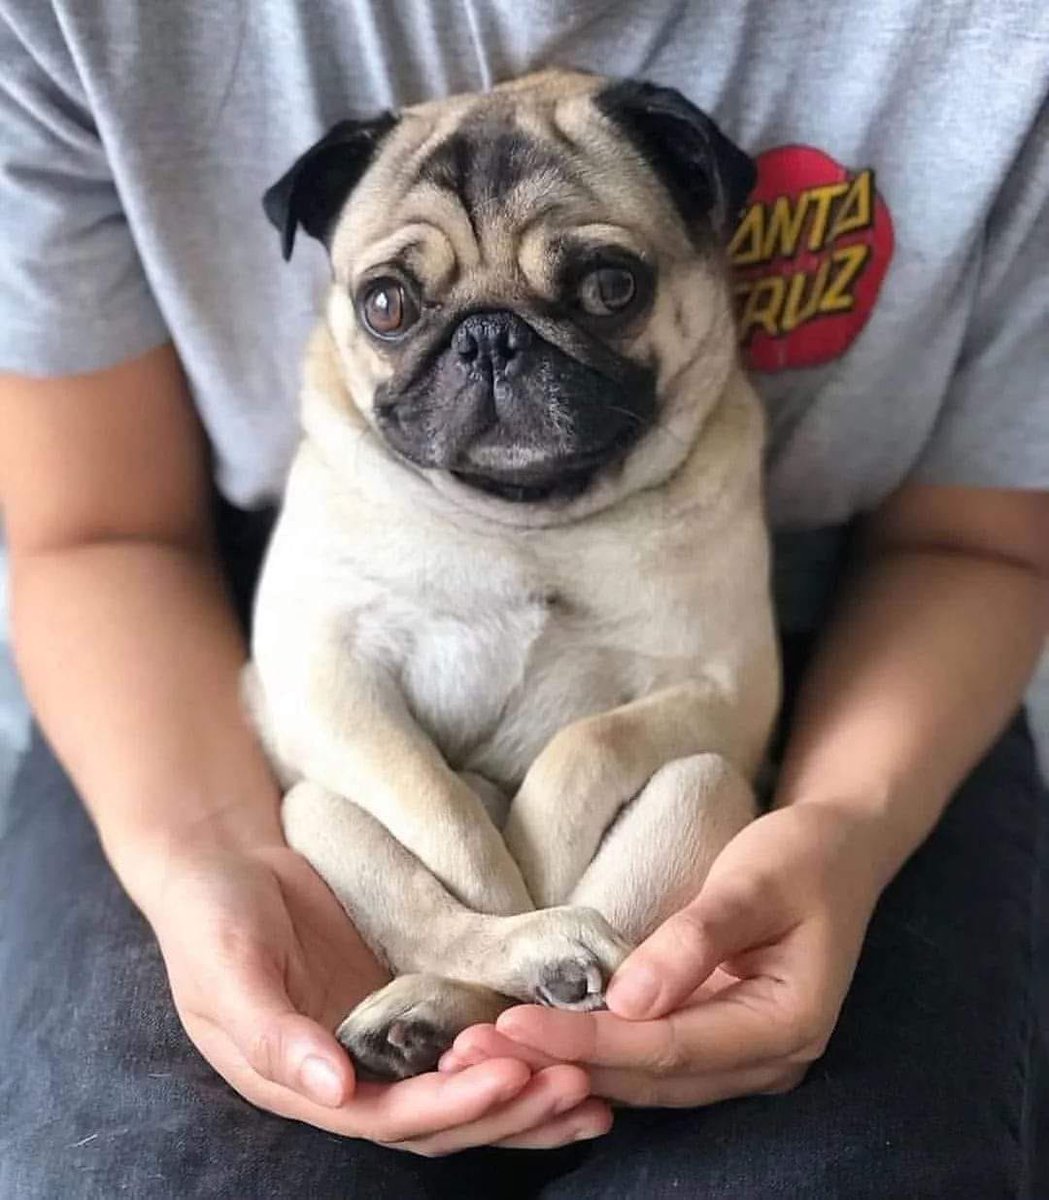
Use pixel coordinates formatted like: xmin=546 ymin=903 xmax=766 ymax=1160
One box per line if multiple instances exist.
xmin=450 ymin=463 xmax=596 ymax=504
xmin=448 ymin=430 xmax=641 ymax=504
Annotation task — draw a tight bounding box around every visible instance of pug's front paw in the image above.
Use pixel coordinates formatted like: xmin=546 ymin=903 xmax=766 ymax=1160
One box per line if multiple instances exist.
xmin=336 ymin=974 xmax=509 ymax=1081
xmin=501 ymin=905 xmax=632 ymax=1012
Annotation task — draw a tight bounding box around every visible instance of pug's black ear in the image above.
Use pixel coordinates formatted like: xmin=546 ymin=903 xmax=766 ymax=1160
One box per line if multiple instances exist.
xmin=595 ymin=80 xmax=755 ymax=242
xmin=263 ymin=113 xmax=398 ymax=261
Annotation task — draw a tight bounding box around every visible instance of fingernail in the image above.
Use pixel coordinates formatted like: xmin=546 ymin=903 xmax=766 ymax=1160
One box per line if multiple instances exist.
xmin=573 ymin=1123 xmax=608 ymax=1142
xmin=298 ymin=1055 xmax=343 ymax=1107
xmin=606 ymin=966 xmax=659 ymax=1016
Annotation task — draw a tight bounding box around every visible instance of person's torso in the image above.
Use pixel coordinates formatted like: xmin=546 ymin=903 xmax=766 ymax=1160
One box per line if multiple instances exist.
xmin=44 ymin=1 xmax=1049 ymax=604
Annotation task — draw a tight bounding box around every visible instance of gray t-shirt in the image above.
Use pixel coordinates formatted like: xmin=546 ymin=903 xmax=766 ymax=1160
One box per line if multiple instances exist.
xmin=1 ymin=1 xmax=1047 ymax=627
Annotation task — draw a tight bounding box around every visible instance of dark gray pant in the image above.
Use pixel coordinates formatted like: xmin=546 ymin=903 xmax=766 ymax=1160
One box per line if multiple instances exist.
xmin=1 ymin=714 xmax=1046 ymax=1199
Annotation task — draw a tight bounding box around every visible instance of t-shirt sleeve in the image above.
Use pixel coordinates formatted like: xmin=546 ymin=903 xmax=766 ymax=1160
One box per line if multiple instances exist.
xmin=912 ymin=108 xmax=1049 ymax=490
xmin=0 ymin=7 xmax=169 ymax=375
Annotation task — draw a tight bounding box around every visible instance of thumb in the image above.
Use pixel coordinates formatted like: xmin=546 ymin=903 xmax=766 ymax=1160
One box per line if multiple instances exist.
xmin=606 ymin=881 xmax=775 ymax=1020
xmin=214 ymin=959 xmax=355 ymax=1108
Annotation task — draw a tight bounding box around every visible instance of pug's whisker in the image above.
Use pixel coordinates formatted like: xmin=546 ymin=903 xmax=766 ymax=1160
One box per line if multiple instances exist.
xmin=605 ymin=404 xmax=646 ymax=426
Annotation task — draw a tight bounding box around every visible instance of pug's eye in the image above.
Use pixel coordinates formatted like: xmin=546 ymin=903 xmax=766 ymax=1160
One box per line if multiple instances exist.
xmin=577 ymin=266 xmax=637 ymax=317
xmin=359 ymin=277 xmax=419 ymax=339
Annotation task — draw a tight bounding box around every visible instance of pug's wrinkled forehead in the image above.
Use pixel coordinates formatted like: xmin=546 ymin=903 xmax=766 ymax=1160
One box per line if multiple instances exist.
xmin=265 ymin=69 xmax=755 ymax=283
xmin=343 ymin=106 xmax=643 ymax=304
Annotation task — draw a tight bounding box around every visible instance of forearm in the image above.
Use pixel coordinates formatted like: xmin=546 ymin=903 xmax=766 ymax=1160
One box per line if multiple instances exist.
xmin=776 ymin=545 xmax=1048 ymax=887
xmin=10 ymin=536 xmax=283 ymax=908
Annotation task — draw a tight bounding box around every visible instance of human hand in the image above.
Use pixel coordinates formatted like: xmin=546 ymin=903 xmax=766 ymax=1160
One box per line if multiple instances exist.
xmin=139 ymin=836 xmax=609 ymax=1153
xmin=441 ymin=803 xmax=887 ymax=1107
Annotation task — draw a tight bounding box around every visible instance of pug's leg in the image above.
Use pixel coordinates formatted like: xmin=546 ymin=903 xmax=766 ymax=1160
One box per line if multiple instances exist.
xmin=568 ymin=752 xmax=756 ymax=945
xmin=283 ymin=780 xmax=628 ymax=1080
xmin=254 ymin=643 xmax=532 ymax=916
xmin=503 ymin=682 xmax=755 ymax=907
xmin=456 ymin=769 xmax=511 ymax=828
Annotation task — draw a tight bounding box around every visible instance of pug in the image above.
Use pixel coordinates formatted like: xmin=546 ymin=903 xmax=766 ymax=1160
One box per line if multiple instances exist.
xmin=249 ymin=68 xmax=780 ymax=1081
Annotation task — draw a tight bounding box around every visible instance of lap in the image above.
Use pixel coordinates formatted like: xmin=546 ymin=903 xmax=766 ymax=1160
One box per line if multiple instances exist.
xmin=1 ymin=719 xmax=1045 ymax=1199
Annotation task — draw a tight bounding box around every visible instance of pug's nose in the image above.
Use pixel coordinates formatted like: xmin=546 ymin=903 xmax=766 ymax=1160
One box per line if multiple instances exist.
xmin=453 ymin=312 xmax=533 ymax=373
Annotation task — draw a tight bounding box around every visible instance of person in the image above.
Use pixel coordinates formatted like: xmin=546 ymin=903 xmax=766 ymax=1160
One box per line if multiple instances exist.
xmin=0 ymin=2 xmax=1046 ymax=1196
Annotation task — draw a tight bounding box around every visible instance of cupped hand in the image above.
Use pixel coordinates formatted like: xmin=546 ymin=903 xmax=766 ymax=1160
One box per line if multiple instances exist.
xmin=441 ymin=803 xmax=888 ymax=1107
xmin=140 ymin=838 xmax=609 ymax=1153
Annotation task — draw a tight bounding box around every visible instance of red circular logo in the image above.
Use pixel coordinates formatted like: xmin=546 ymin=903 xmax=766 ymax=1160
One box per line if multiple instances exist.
xmin=730 ymin=145 xmax=894 ymax=373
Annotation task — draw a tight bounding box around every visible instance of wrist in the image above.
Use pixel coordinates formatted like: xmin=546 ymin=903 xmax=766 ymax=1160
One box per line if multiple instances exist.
xmin=101 ymin=780 xmax=285 ymax=915
xmin=774 ymin=783 xmax=920 ymax=896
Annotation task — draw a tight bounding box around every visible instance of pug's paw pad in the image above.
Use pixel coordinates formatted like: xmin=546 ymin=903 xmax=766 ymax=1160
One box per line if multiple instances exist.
xmin=535 ymin=955 xmax=607 ymax=1010
xmin=338 ymin=1002 xmax=454 ymax=1081
xmin=336 ymin=973 xmax=508 ymax=1081
xmin=346 ymin=1016 xmax=448 ymax=1081
xmin=503 ymin=905 xmax=631 ymax=1012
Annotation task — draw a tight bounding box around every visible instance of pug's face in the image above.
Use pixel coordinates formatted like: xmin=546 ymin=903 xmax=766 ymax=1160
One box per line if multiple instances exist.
xmin=265 ymin=70 xmax=754 ymax=520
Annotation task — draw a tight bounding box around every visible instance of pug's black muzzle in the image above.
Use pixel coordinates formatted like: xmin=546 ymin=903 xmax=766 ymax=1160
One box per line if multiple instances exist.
xmin=374 ymin=310 xmax=655 ymax=502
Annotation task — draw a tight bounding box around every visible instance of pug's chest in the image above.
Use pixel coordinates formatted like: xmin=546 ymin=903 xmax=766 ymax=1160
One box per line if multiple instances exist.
xmin=397 ymin=606 xmax=537 ymax=760
xmin=374 ymin=585 xmax=618 ymax=780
